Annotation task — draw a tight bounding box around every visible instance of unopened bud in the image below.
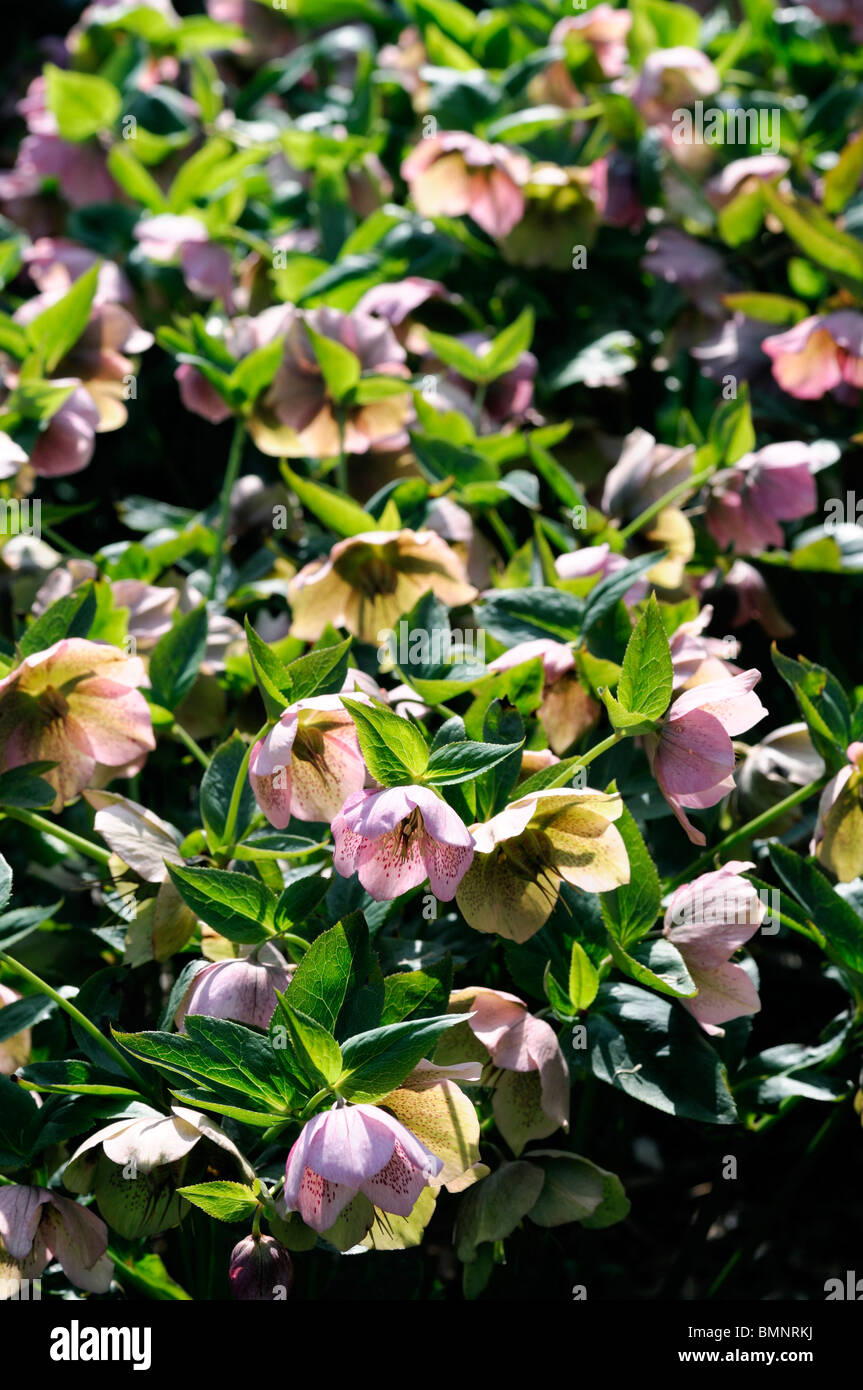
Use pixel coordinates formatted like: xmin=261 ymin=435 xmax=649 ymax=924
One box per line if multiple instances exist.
xmin=229 ymin=1235 xmax=294 ymax=1301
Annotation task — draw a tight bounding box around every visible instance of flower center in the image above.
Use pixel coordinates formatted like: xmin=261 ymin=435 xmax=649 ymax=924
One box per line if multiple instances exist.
xmin=38 ymin=685 xmax=70 ymax=724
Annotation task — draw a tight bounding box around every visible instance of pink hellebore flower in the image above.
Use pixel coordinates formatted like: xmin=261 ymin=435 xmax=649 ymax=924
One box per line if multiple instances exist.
xmin=456 ymin=788 xmax=629 ymax=941
xmin=642 ymin=227 xmax=730 ymax=315
xmin=551 ymin=5 xmax=633 ymax=79
xmin=401 ymin=132 xmax=530 ymax=239
xmin=28 ymin=383 xmax=99 ymax=478
xmin=705 ymin=154 xmax=790 ymax=209
xmin=722 ymin=559 xmax=794 ymax=639
xmin=175 ymin=361 xmax=234 ymax=424
xmin=555 ymin=542 xmax=649 ymax=607
xmin=447 ymin=987 xmax=569 ymax=1153
xmin=632 ymin=46 xmax=721 ymax=127
xmin=705 ymin=443 xmax=817 ymax=555
xmin=288 ymin=528 xmax=476 ymax=645
xmin=0 ymin=432 xmax=27 ymax=480
xmin=762 ymin=312 xmax=863 ymax=401
xmin=646 ymin=670 xmax=767 ymax=845
xmin=804 ymin=0 xmax=863 ymax=41
xmin=488 ymin=638 xmax=599 ymax=755
xmin=134 ymin=214 xmax=234 ymax=309
xmin=601 ymin=428 xmax=695 ymax=520
xmin=23 ymin=237 xmax=133 ymax=305
xmin=0 ymin=1186 xmax=112 ymax=1294
xmin=260 ymin=306 xmax=410 ymax=460
xmin=249 ymin=696 xmax=366 ymax=827
xmin=332 ymin=785 xmax=474 ymax=901
xmin=283 ymin=1102 xmax=443 ymax=1233
xmin=0 ymin=638 xmax=155 ymax=811
xmin=175 ymin=944 xmax=294 ymax=1031
xmin=663 ymin=861 xmax=764 ymax=1033
xmin=669 ymin=604 xmax=740 ymax=689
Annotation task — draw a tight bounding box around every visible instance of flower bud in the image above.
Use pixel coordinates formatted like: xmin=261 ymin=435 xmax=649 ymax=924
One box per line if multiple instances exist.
xmin=229 ymin=1235 xmax=294 ymax=1301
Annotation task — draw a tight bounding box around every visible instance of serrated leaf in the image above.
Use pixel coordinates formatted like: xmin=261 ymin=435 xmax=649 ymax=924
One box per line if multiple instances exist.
xmin=167 ymin=864 xmax=276 ymax=943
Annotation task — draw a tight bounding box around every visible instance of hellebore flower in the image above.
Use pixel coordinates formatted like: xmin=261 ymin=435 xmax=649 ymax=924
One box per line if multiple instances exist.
xmin=669 ymin=604 xmax=740 ymax=689
xmin=333 ymin=785 xmax=474 ymax=901
xmin=642 ymin=227 xmax=731 ymax=315
xmin=0 ymin=983 xmax=31 ymax=1075
xmin=488 ymin=638 xmax=599 ymax=755
xmin=762 ymin=312 xmax=863 ymax=400
xmin=705 ymin=443 xmax=817 ymax=555
xmin=811 ymin=743 xmax=863 ymax=883
xmin=0 ymin=1185 xmax=112 ymax=1294
xmin=663 ymin=861 xmax=764 ymax=1033
xmin=632 ymin=46 xmax=721 ymax=127
xmin=257 ymin=306 xmax=411 ymax=459
xmin=601 ymin=428 xmax=695 ymax=520
xmin=174 ymin=944 xmax=294 ymax=1031
xmin=645 ymin=670 xmax=767 ymax=845
xmin=555 ymin=542 xmax=648 ymax=607
xmin=249 ymin=696 xmax=366 ymax=827
xmin=134 ymin=213 xmax=234 ymax=308
xmin=401 ymin=131 xmax=530 ymax=239
xmin=439 ymin=987 xmax=570 ymax=1153
xmin=0 ymin=638 xmax=155 ymax=810
xmin=283 ymin=1102 xmax=443 ymax=1232
xmin=705 ymin=154 xmax=790 ymax=209
xmin=27 ymin=383 xmax=100 ymax=478
xmin=64 ymin=1105 xmax=254 ymax=1239
xmin=500 ymin=161 xmax=607 ymax=272
xmin=804 ymin=0 xmax=863 ymax=40
xmin=732 ymin=722 xmax=824 ymax=834
xmin=288 ymin=528 xmax=476 ymax=645
xmin=229 ymin=1235 xmax=294 ymax=1301
xmin=456 ymin=788 xmax=629 ymax=941
xmin=721 ymin=558 xmax=794 ymax=639
xmin=551 ymin=5 xmax=632 ymax=80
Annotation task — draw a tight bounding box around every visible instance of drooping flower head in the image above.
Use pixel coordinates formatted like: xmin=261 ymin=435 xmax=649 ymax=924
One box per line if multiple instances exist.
xmin=288 ymin=529 xmax=476 ymax=644
xmin=456 ymin=788 xmax=629 ymax=941
xmin=601 ymin=429 xmax=696 ymax=520
xmin=174 ymin=945 xmax=294 ymax=1031
xmin=705 ymin=443 xmax=817 ymax=555
xmin=438 ymin=987 xmax=569 ymax=1153
xmin=401 ymin=131 xmax=530 ymax=239
xmin=632 ymin=46 xmax=721 ymax=127
xmin=762 ymin=312 xmax=863 ymax=400
xmin=333 ymin=784 xmax=474 ymax=901
xmin=811 ymin=742 xmax=863 ymax=883
xmin=283 ymin=1102 xmax=443 ymax=1233
xmin=0 ymin=1185 xmax=112 ymax=1294
xmin=0 ymin=983 xmax=31 ymax=1075
xmin=249 ymin=695 xmax=366 ymax=827
xmin=663 ymin=861 xmax=764 ymax=1033
xmin=646 ymin=669 xmax=767 ymax=845
xmin=0 ymin=638 xmax=155 ymax=810
xmin=555 ymin=542 xmax=649 ymax=607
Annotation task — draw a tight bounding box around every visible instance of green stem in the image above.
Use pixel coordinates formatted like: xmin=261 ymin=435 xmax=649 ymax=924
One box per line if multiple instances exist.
xmin=1 ymin=807 xmax=111 ymax=867
xmin=171 ymin=722 xmax=211 ymax=769
xmin=218 ymin=721 xmax=271 ymax=862
xmin=618 ymin=467 xmax=717 ymax=543
xmin=40 ymin=525 xmax=92 ymax=561
xmin=665 ymin=775 xmax=829 ymax=891
xmin=208 ymin=417 xmax=246 ymax=602
xmin=488 ymin=508 xmax=516 ymax=558
xmin=0 ymin=951 xmax=152 ymax=1095
xmin=335 ymin=409 xmax=347 ymax=496
xmin=573 ymin=730 xmax=622 ymax=771
xmin=272 ymin=931 xmax=310 ymax=959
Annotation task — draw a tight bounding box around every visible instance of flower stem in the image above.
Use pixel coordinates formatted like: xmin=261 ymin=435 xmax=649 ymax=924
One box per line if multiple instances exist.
xmin=0 ymin=807 xmax=111 ymax=866
xmin=171 ymin=722 xmax=211 ymax=769
xmin=573 ymin=730 xmax=622 ymax=771
xmin=664 ymin=774 xmax=829 ymax=892
xmin=208 ymin=417 xmax=245 ymax=602
xmin=218 ymin=721 xmax=271 ymax=861
xmin=617 ymin=467 xmax=717 ymax=543
xmin=0 ymin=951 xmax=153 ymax=1096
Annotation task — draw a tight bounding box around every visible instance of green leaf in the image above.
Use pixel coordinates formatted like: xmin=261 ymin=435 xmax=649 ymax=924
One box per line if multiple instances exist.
xmin=273 ymin=996 xmax=343 ymax=1086
xmin=175 ymin=1181 xmax=259 ymax=1222
xmin=17 ymin=1059 xmax=139 ymax=1097
xmin=281 ymin=462 xmax=374 ymax=537
xmin=568 ymin=940 xmax=599 ymax=1011
xmin=479 ymin=587 xmax=584 ymax=645
xmin=599 ymin=797 xmax=662 ymax=947
xmin=423 ymin=329 xmax=487 ymax=383
xmin=284 ymin=913 xmax=381 ymax=1039
xmin=26 ymin=264 xmax=99 ymax=373
xmin=528 ymin=1152 xmax=630 ymax=1230
xmin=341 ymin=697 xmax=429 ymax=786
xmin=113 ymin=1023 xmax=287 ymax=1109
xmin=106 ymin=145 xmax=167 ymax=211
xmin=166 ymin=864 xmax=276 ymax=943
xmin=607 ymin=937 xmax=697 ymax=999
xmin=0 ymin=854 xmax=11 ymax=912
xmin=285 ymin=637 xmax=351 ymax=701
xmin=823 ymin=132 xmax=863 ymax=216
xmin=587 ymin=982 xmax=737 ymax=1124
xmin=149 ymin=605 xmax=208 ymax=711
xmin=200 ymin=733 xmax=257 ymax=852
xmin=615 ymin=593 xmax=672 ymax=720
xmin=772 ymin=646 xmax=850 ymax=771
xmin=245 ymin=618 xmax=293 ymax=719
xmin=480 ymin=308 xmax=535 ymax=380
xmin=336 ymin=1013 xmax=469 ymax=1102
xmin=768 ymin=844 xmax=863 ymax=976
xmin=721 ymin=292 xmax=807 ymax=326
xmin=305 ymin=323 xmax=361 ymax=400
xmin=762 ymin=185 xmax=863 ymax=294
xmin=0 ymin=764 xmax=56 ymax=810
xmin=0 ymin=993 xmax=56 ymax=1041
xmin=424 ymin=739 xmax=523 ymax=786
xmin=381 ymin=960 xmax=452 ymax=1024
xmin=19 ymin=581 xmax=96 ymax=657
xmin=44 ymin=64 xmax=122 ymax=142
xmin=580 ymin=551 xmax=660 ymax=636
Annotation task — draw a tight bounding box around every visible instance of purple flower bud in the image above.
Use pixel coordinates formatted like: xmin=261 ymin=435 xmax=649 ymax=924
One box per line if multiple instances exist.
xmin=228 ymin=1235 xmax=294 ymax=1301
